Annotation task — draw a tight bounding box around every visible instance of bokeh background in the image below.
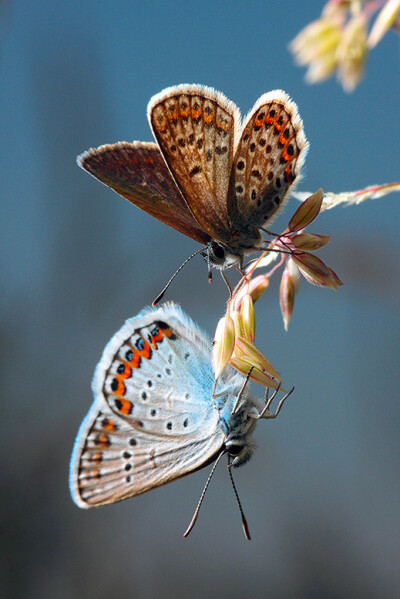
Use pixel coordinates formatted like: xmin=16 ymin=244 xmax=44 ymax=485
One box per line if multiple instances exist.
xmin=1 ymin=1 xmax=399 ymax=597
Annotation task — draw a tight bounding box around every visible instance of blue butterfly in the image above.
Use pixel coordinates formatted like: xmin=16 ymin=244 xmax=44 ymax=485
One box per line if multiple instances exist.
xmin=69 ymin=303 xmax=291 ymax=537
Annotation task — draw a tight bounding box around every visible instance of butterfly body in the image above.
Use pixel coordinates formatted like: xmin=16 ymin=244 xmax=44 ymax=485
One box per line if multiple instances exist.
xmin=78 ymin=84 xmax=308 ymax=270
xmin=70 ymin=303 xmax=260 ymax=509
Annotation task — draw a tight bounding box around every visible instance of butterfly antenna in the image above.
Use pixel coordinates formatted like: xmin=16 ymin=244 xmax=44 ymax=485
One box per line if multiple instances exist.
xmin=183 ymin=449 xmax=226 ymax=538
xmin=227 ymin=454 xmax=251 ymax=540
xmin=206 ymin=244 xmax=213 ymax=283
xmin=152 ymin=247 xmax=206 ymax=306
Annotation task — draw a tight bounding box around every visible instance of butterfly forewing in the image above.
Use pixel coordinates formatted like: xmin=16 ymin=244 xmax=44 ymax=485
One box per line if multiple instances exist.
xmin=148 ymin=85 xmax=241 ymax=243
xmin=78 ymin=141 xmax=210 ymax=244
xmin=228 ymin=90 xmax=308 ymax=229
xmin=77 ymin=85 xmax=309 ymax=271
xmin=70 ymin=304 xmax=225 ymax=508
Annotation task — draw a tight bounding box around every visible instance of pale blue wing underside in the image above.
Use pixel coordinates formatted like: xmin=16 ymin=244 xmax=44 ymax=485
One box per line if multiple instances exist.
xmin=70 ymin=303 xmax=227 ymax=507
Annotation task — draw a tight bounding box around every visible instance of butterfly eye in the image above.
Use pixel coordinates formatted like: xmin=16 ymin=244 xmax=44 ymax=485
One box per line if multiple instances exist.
xmin=226 ymin=443 xmax=243 ymax=456
xmin=212 ymin=244 xmax=225 ymax=259
xmin=209 ymin=242 xmax=226 ymax=265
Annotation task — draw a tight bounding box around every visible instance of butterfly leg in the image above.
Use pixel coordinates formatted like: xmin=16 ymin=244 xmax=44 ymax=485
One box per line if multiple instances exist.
xmin=220 ymin=270 xmax=233 ymax=298
xmin=258 ymin=225 xmax=280 ymax=237
xmin=258 ymin=227 xmax=304 ymax=256
xmin=259 ymin=384 xmax=294 ymax=419
xmin=231 ymin=366 xmax=254 ymax=414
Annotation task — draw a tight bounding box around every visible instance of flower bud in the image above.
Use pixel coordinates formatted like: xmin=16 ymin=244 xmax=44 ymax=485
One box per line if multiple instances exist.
xmin=290 ymin=18 xmax=341 ymax=83
xmin=305 ymin=52 xmax=338 ymax=84
xmin=212 ymin=315 xmax=235 ymax=379
xmin=336 ymin=15 xmax=368 ymax=92
xmin=231 ymin=310 xmax=244 ymax=339
xmin=240 ymin=294 xmax=255 ymax=343
xmin=287 ymin=257 xmax=300 ymax=292
xmin=250 ymin=251 xmax=278 ymax=271
xmin=292 ymin=232 xmax=330 ymax=250
xmin=288 ymin=189 xmax=324 ymax=233
xmin=292 ymin=251 xmax=342 ymax=289
xmin=368 ymin=0 xmax=400 ymax=48
xmin=233 ymin=337 xmax=281 ymax=381
xmin=280 ymin=265 xmax=296 ymax=331
xmin=232 ymin=275 xmax=270 ymax=309
xmin=229 ymin=356 xmax=280 ymax=390
xmin=328 ymin=266 xmax=344 ymax=288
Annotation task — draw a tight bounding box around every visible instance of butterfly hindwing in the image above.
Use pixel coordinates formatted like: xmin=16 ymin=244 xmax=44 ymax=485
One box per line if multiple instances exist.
xmin=148 ymin=85 xmax=241 ymax=244
xmin=78 ymin=141 xmax=210 ymax=245
xmin=227 ymin=90 xmax=308 ymax=229
xmin=70 ymin=304 xmax=225 ymax=507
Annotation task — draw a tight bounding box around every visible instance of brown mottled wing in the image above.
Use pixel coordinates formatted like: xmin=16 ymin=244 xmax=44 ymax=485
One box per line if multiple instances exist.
xmin=78 ymin=141 xmax=211 ymax=245
xmin=148 ymin=85 xmax=241 ymax=244
xmin=228 ymin=90 xmax=308 ymax=229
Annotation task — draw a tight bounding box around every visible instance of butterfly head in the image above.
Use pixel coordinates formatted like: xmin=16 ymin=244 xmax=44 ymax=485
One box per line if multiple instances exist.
xmin=223 ymin=402 xmax=258 ymax=466
xmin=207 ymin=242 xmax=239 ymax=269
xmin=206 ymin=233 xmax=263 ymax=270
xmin=215 ymin=375 xmax=259 ymax=466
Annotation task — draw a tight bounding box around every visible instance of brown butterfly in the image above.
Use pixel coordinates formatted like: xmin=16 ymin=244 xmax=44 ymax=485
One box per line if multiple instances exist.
xmin=78 ymin=84 xmax=308 ymax=279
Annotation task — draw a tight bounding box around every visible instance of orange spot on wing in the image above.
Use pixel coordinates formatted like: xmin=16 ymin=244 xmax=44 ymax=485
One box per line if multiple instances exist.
xmin=204 ymin=112 xmax=214 ymax=124
xmin=127 ymin=346 xmax=141 ymax=368
xmin=150 ymin=328 xmax=163 ymax=348
xmin=191 ymin=108 xmax=202 ymax=120
xmin=160 ymin=326 xmax=174 ymax=338
xmin=216 ymin=120 xmax=230 ymax=131
xmin=180 ymin=107 xmax=190 ymax=118
xmin=115 ymin=398 xmax=133 ymax=415
xmin=279 ymin=134 xmax=287 ymax=146
xmin=126 ymin=338 xmax=152 ymax=365
xmin=113 ymin=379 xmax=126 ymax=395
xmin=168 ymin=109 xmax=179 ymax=121
xmin=118 ymin=363 xmax=133 ymax=379
xmin=281 ymin=147 xmax=294 ymax=162
xmin=284 ymin=165 xmax=292 ymax=181
xmin=137 ymin=337 xmax=152 ymax=359
xmin=149 ymin=323 xmax=176 ymax=349
xmin=96 ymin=434 xmax=110 ymax=447
xmin=103 ymin=419 xmax=116 ymax=432
xmin=88 ymin=452 xmax=103 ymax=463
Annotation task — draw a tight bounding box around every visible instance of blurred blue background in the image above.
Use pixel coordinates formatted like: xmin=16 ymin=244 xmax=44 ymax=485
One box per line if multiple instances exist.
xmin=1 ymin=1 xmax=399 ymax=597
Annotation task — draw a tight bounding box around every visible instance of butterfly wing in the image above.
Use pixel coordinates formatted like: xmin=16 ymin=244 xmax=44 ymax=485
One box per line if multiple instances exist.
xmin=227 ymin=90 xmax=308 ymax=229
xmin=70 ymin=303 xmax=225 ymax=508
xmin=78 ymin=141 xmax=211 ymax=245
xmin=148 ymin=85 xmax=241 ymax=244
